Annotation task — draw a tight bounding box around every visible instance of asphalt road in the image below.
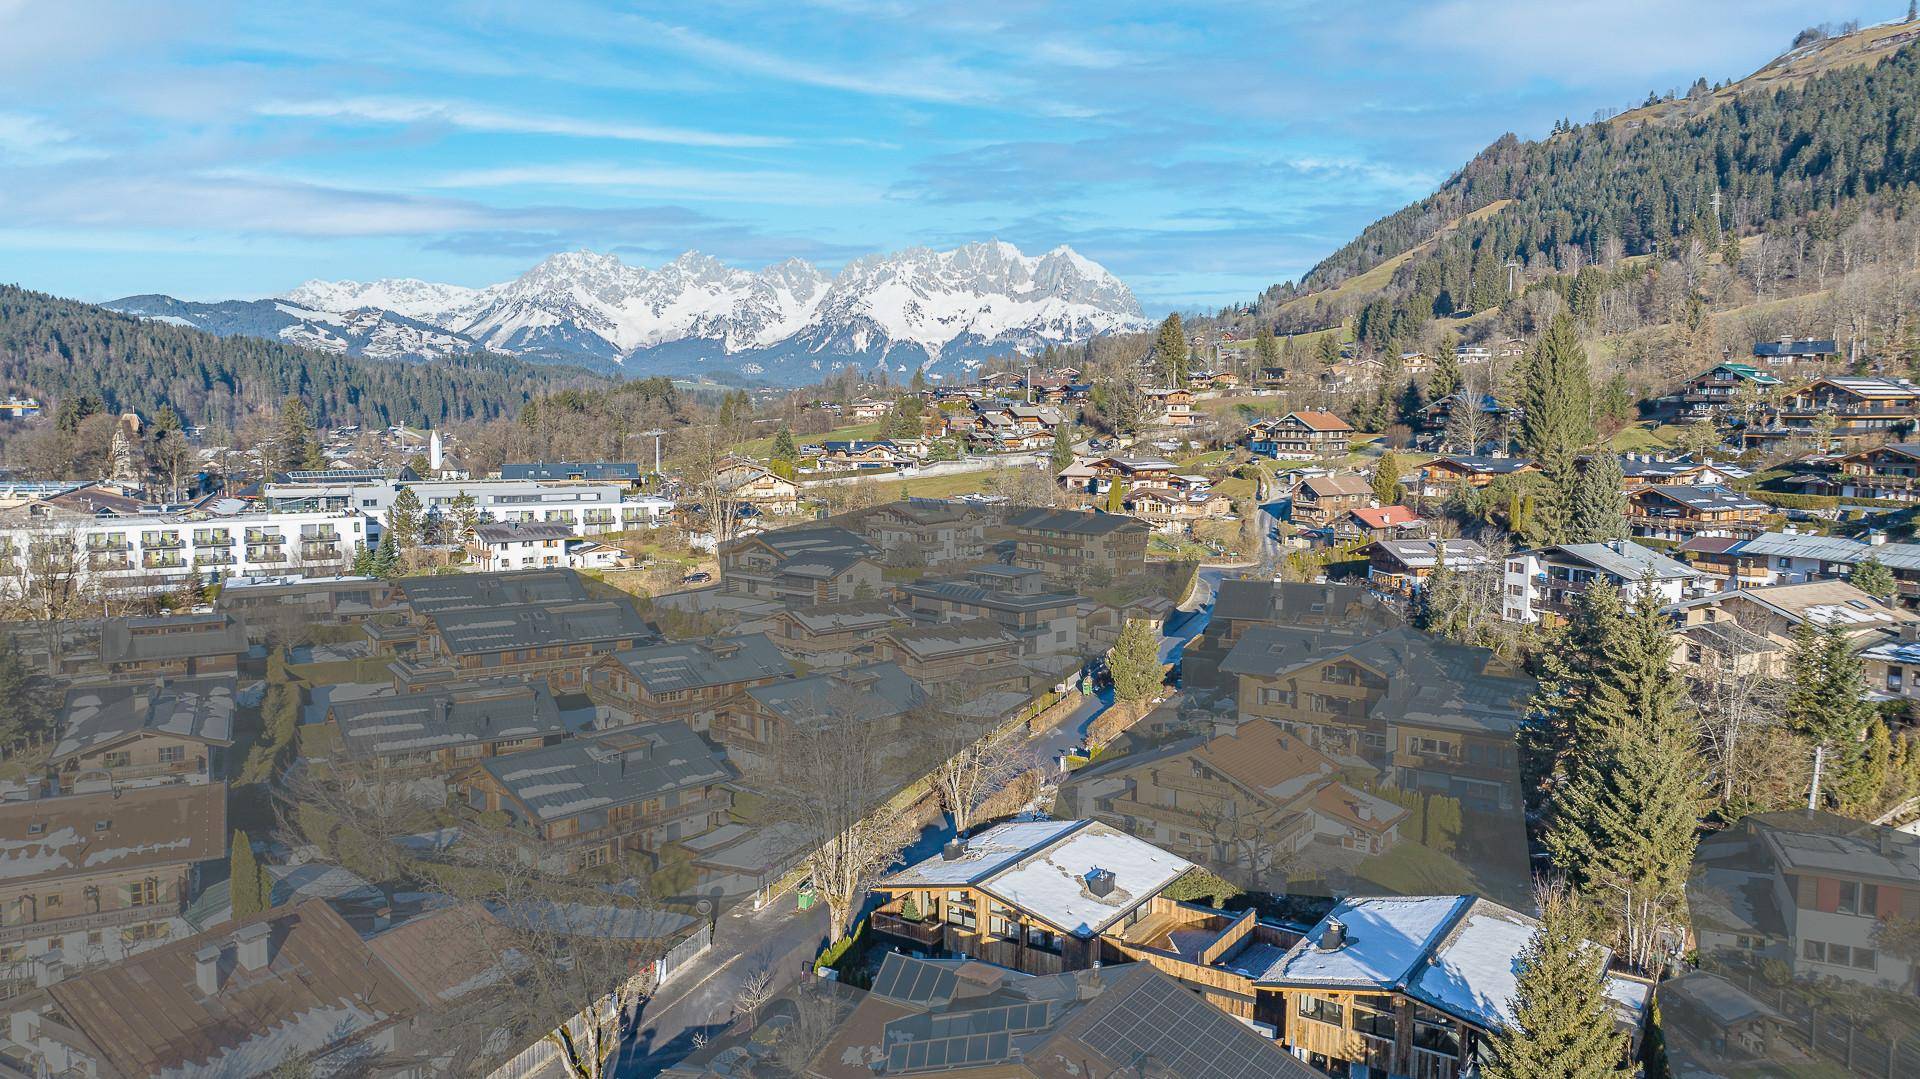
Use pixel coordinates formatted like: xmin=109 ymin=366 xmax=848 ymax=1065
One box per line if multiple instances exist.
xmin=618 ymin=584 xmax=1219 ymax=1076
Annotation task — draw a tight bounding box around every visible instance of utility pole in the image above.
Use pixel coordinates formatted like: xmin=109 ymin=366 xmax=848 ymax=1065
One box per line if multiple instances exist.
xmin=1710 ymin=188 xmax=1723 ymax=230
xmin=1504 ymin=259 xmax=1520 ymax=295
xmin=638 ymin=429 xmax=665 ymax=477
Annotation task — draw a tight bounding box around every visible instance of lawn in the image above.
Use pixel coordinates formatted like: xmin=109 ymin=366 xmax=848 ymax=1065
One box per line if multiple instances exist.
xmin=1609 ymin=424 xmax=1684 ymax=452
xmin=846 ymin=467 xmax=1003 ymax=502
xmin=735 ymin=421 xmax=885 ymax=460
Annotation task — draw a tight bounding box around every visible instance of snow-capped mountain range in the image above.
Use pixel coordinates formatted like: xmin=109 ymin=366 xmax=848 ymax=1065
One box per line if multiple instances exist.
xmin=106 ymin=242 xmax=1148 ymax=380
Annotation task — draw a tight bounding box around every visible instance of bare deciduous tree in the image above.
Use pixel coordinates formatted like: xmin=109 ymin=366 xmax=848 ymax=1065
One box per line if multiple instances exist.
xmin=766 ymin=688 xmax=926 ymax=941
xmin=927 ymin=727 xmax=1030 ymax=837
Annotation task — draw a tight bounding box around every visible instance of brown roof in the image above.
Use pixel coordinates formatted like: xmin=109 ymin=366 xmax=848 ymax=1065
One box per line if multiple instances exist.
xmin=1301 ymin=473 xmax=1371 ymax=497
xmin=1190 ymin=720 xmax=1337 ymax=800
xmin=48 ymin=900 xmax=425 ymax=1077
xmin=0 ymin=783 xmax=226 ymax=887
xmin=1287 ymin=411 xmax=1353 ymax=433
xmin=366 ymin=902 xmax=515 ymax=1004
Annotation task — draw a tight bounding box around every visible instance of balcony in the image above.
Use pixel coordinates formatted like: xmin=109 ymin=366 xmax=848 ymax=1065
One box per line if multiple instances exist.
xmin=191 ymin=532 xmax=232 ymax=547
xmin=142 ymin=553 xmax=185 ymax=570
xmin=246 ymin=547 xmax=288 ymax=564
xmin=300 ymin=544 xmax=341 ymax=561
xmin=872 ymin=909 xmax=945 ymax=947
xmin=0 ymin=896 xmax=182 ymax=946
xmin=244 ymin=530 xmax=286 ymax=545
xmin=86 ymin=554 xmax=133 ymax=572
xmin=85 ymin=538 xmax=130 ymax=553
xmin=198 ymin=552 xmax=236 ymax=566
xmin=300 ymin=529 xmax=342 ymax=543
xmin=142 ymin=534 xmax=185 ymax=550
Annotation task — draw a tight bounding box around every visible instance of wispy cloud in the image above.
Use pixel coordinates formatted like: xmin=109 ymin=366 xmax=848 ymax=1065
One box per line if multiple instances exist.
xmin=629 ymin=18 xmax=1013 ymax=106
xmin=0 ymin=112 xmax=103 ymax=164
xmin=255 ymin=96 xmax=792 ymax=149
xmin=424 ymin=163 xmax=880 ymax=205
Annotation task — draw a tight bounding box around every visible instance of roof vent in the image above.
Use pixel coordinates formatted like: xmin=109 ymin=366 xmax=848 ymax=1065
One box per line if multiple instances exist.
xmin=941 ymin=838 xmax=967 ymax=861
xmin=234 ymin=921 xmax=273 ymax=972
xmin=1319 ymin=917 xmax=1348 ymax=952
xmin=1085 ymin=867 xmax=1116 ymax=898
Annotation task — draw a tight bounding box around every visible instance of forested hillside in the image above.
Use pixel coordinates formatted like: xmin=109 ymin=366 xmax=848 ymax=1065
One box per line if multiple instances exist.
xmin=0 ymin=285 xmax=603 ymax=438
xmin=1258 ymin=25 xmax=1920 ymax=334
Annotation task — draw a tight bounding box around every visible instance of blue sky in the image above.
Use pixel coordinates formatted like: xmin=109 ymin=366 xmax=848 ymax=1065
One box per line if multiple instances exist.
xmin=0 ymin=0 xmax=1876 ymax=314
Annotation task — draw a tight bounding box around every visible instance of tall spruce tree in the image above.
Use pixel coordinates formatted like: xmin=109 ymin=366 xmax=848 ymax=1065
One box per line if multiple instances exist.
xmin=1518 ymin=314 xmax=1594 ymax=461
xmin=1482 ymin=893 xmax=1628 ymax=1079
xmin=1786 ymin=622 xmax=1885 ymax=813
xmin=1371 ymin=450 xmax=1404 ymax=505
xmin=1523 ymin=449 xmax=1576 ymax=546
xmin=1050 ymin=420 xmax=1075 ymax=472
xmin=1430 ymin=334 xmax=1463 ymax=399
xmin=771 ymin=426 xmax=798 ymax=467
xmin=1153 ymin=314 xmax=1189 ymax=386
xmin=1544 ymin=586 xmax=1704 ymax=913
xmin=1567 ymin=453 xmax=1628 ymax=543
xmin=276 ymin=396 xmax=323 ymax=473
xmin=1109 ymin=618 xmax=1165 ymax=704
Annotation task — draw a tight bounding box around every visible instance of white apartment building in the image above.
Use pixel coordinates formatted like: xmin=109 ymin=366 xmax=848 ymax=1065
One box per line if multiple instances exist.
xmin=0 ymin=510 xmax=368 ymax=595
xmin=263 ymin=477 xmax=663 ymax=536
xmin=1502 ymin=539 xmax=1702 ymax=624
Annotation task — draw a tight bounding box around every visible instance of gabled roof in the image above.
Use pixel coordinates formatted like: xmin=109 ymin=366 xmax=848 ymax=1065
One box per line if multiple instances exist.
xmin=1366 ymin=538 xmax=1491 ymax=571
xmin=1299 ymin=473 xmax=1371 ymax=498
xmin=882 ymin=819 xmax=1194 ymax=939
xmin=331 ymin=680 xmax=568 ymax=758
xmin=776 ymin=599 xmax=905 ymax=633
xmin=1265 ymin=895 xmax=1470 ymax=989
xmin=49 ymin=900 xmax=426 ymax=1078
xmin=98 ymin=613 xmax=247 ymax=666
xmin=477 ymin=721 xmax=731 ymax=822
xmin=429 ymin=599 xmax=655 ymax=655
xmin=1009 ymin=507 xmax=1150 ymax=537
xmin=0 ymin=782 xmax=227 ymax=886
xmin=745 ymin=661 xmax=926 ymax=727
xmin=1348 ymin=505 xmax=1419 ymax=529
xmin=607 ymin=633 xmax=793 ymax=693
xmin=1638 ymin=484 xmax=1768 ymax=513
xmin=883 ymin=617 xmax=1015 ymax=659
xmin=1543 ymin=540 xmax=1698 ymax=581
xmin=1429 ymin=454 xmax=1536 ymax=475
xmin=397 ymin=568 xmax=595 ymax=614
xmin=54 ymin=677 xmax=235 ymax=762
xmin=472 ymin=521 xmax=574 ymax=544
xmin=1282 ymin=410 xmax=1353 ymax=433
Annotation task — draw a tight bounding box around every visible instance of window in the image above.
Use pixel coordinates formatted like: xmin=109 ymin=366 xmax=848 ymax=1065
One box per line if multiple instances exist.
xmin=1836 ymin=881 xmax=1879 ymax=916
xmin=103 ymin=751 xmax=131 ymax=768
xmin=1851 ymin=946 xmax=1878 ymax=970
xmin=126 ymin=879 xmax=158 ymax=907
xmin=1686 ymin=644 xmax=1703 ymax=664
xmin=1025 ymin=926 xmax=1062 ymax=953
xmin=157 ymin=745 xmax=184 ymax=764
xmin=944 ymin=891 xmax=977 ymax=929
xmin=581 ymin=846 xmax=609 ymax=869
xmin=1803 ymin=939 xmax=1827 ymax=963
xmin=1352 ymin=997 xmax=1395 ymax=1039
xmin=43 ymin=893 xmax=61 ymax=909
xmin=1298 ymin=996 xmax=1344 ymax=1026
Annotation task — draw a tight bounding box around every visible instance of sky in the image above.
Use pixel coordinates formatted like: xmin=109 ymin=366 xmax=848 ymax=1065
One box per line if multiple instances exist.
xmin=0 ymin=0 xmax=1880 ymax=315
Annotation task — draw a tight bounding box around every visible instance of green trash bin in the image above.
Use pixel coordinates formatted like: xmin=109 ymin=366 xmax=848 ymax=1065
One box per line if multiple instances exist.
xmin=796 ymin=886 xmax=817 ymax=911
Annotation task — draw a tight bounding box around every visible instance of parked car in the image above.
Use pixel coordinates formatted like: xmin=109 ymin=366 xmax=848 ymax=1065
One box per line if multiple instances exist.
xmin=682 ymin=570 xmax=712 ymax=584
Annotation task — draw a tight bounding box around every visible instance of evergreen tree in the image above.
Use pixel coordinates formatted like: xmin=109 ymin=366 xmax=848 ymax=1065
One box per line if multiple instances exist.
xmin=230 ymin=830 xmax=267 ymax=917
xmin=1523 ymin=449 xmax=1576 ymax=547
xmin=1371 ymin=451 xmax=1403 ymax=505
xmin=385 ymin=488 xmax=426 ymax=563
xmin=447 ymin=490 xmax=481 ymax=540
xmin=1314 ymin=333 xmax=1342 ymax=367
xmin=1253 ymin=326 xmax=1282 ymax=375
xmin=1153 ymin=314 xmax=1189 ymax=386
xmin=1106 ymin=479 xmax=1126 ymax=514
xmin=1545 ymin=586 xmax=1704 ymax=909
xmin=771 ymin=426 xmax=799 ymax=466
xmin=1430 ymin=334 xmax=1463 ymax=399
xmin=1050 ymin=420 xmax=1075 ymax=473
xmin=1481 ymin=893 xmax=1628 ymax=1079
xmin=1567 ymin=453 xmax=1627 ymax=543
xmin=1786 ymin=622 xmax=1885 ymax=813
xmin=910 ymin=367 xmax=927 ymax=394
xmin=1518 ymin=314 xmax=1594 ymax=461
xmin=1848 ymin=556 xmax=1897 ymax=604
xmin=276 ymin=396 xmax=323 ymax=473
xmin=1109 ymin=618 xmax=1165 ymax=704
xmin=373 ymin=532 xmax=401 ymax=579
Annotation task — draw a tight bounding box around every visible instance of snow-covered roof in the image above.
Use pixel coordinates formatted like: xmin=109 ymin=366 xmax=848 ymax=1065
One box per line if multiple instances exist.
xmin=982 ymin=822 xmax=1195 ymax=938
xmin=1266 ymin=895 xmax=1469 ymax=989
xmin=884 ymin=819 xmax=1195 ymax=938
xmin=885 ymin=820 xmax=1082 ymax=887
